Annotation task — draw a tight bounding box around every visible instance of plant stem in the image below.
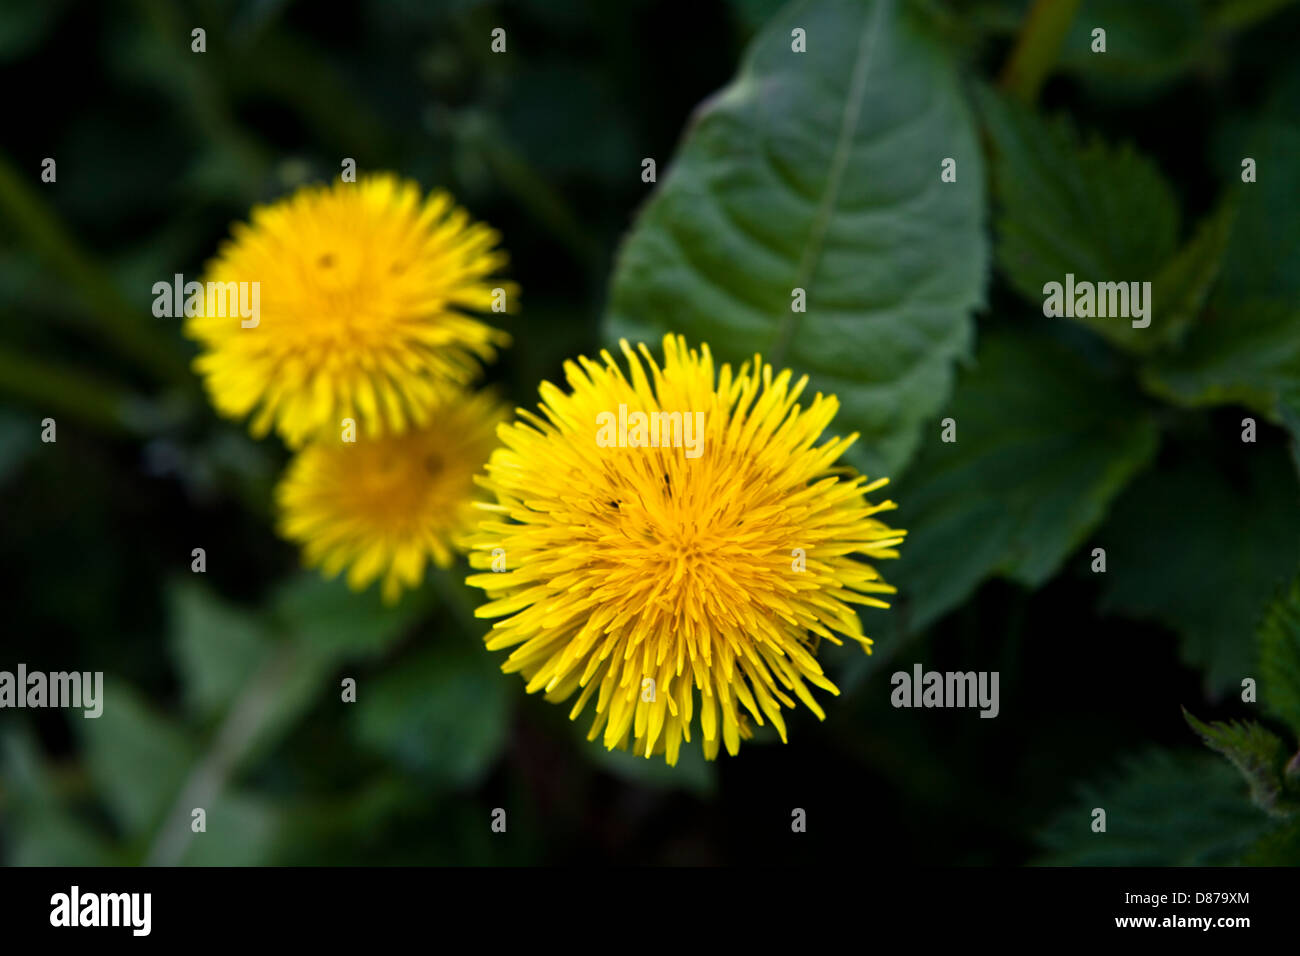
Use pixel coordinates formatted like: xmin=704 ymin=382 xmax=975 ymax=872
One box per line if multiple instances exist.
xmin=0 ymin=155 xmax=191 ymax=386
xmin=143 ymin=641 xmax=299 ymax=867
xmin=0 ymin=346 xmax=153 ymax=435
xmin=999 ymin=0 xmax=1082 ymax=104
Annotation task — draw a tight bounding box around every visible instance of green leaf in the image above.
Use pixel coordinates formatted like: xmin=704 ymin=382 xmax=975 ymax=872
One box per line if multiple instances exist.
xmin=78 ymin=679 xmax=197 ymax=838
xmin=605 ymin=0 xmax=988 ymax=479
xmin=7 ymin=810 xmax=118 ymax=866
xmin=878 ymin=330 xmax=1157 ymax=634
xmin=158 ymin=574 xmax=431 ymax=779
xmin=352 ymin=645 xmax=510 ymax=788
xmin=1037 ymin=749 xmax=1273 ymax=865
xmin=1208 ymin=0 xmax=1300 ymax=34
xmin=1238 ymin=817 xmax=1300 ymax=865
xmin=167 ymin=579 xmax=272 ymax=719
xmin=1057 ymin=0 xmax=1207 ymax=95
xmin=0 ymin=727 xmax=120 ymax=866
xmin=175 ymin=791 xmax=279 ymax=866
xmin=1183 ymin=710 xmax=1293 ymax=816
xmin=979 ymin=86 xmax=1188 ymax=353
xmin=1218 ymin=117 xmax=1300 ymax=301
xmin=271 ymin=572 xmax=430 ymax=663
xmin=1259 ymin=572 xmax=1300 ymax=739
xmin=1098 ymin=446 xmax=1300 ymax=694
xmin=1140 ymin=300 xmax=1300 ymax=430
xmin=1147 ymin=201 xmax=1238 ymax=348
xmin=216 ymin=642 xmax=337 ymax=774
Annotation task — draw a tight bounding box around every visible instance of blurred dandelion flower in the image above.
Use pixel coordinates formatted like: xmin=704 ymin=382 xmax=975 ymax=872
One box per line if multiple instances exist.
xmin=466 ymin=334 xmax=905 ymax=764
xmin=186 ymin=174 xmax=516 ymax=447
xmin=277 ymin=390 xmax=509 ymax=604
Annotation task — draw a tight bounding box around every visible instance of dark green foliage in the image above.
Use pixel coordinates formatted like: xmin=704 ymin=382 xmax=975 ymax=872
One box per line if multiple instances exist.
xmin=1259 ymin=573 xmax=1300 ymax=738
xmin=3 ymin=0 xmax=1300 ymax=866
xmin=607 ymin=0 xmax=988 ymax=478
xmin=1037 ymin=750 xmax=1272 ymax=865
xmin=1183 ymin=711 xmax=1294 ymax=815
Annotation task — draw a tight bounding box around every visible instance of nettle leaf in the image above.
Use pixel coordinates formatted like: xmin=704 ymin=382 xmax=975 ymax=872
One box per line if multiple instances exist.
xmin=1259 ymin=572 xmax=1300 ymax=739
xmin=1183 ymin=710 xmax=1293 ymax=816
xmin=979 ymin=84 xmax=1178 ymax=298
xmin=872 ymin=330 xmax=1157 ymax=634
xmin=1147 ymin=200 xmax=1238 ymax=346
xmin=1140 ymin=300 xmax=1300 ymax=431
xmin=980 ymin=87 xmax=1227 ymax=353
xmin=1098 ymin=447 xmax=1300 ymax=695
xmin=1037 ymin=749 xmax=1273 ymax=865
xmin=605 ymin=0 xmax=988 ymax=479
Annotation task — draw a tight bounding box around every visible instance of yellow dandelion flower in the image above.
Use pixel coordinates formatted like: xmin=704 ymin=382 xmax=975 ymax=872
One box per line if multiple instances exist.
xmin=186 ymin=174 xmax=517 ymax=448
xmin=466 ymin=334 xmax=905 ymax=764
xmin=277 ymin=390 xmax=509 ymax=604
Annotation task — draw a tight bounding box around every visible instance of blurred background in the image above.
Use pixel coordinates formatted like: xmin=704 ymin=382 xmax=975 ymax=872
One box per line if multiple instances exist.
xmin=2 ymin=0 xmax=1299 ymax=865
